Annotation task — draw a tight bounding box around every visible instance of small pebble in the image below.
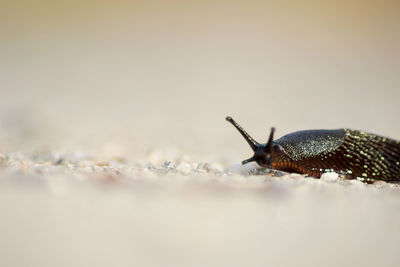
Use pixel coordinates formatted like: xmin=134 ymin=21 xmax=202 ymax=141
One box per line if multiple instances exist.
xmin=320 ymin=172 xmax=339 ymax=182
xmin=176 ymin=162 xmax=192 ymax=175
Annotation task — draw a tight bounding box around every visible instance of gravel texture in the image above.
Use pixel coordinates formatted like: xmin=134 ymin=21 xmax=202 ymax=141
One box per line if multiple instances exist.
xmin=1 ymin=151 xmax=400 ymax=267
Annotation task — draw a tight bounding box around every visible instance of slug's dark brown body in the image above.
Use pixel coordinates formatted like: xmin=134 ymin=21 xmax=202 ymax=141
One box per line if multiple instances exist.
xmin=226 ymin=116 xmax=400 ymax=182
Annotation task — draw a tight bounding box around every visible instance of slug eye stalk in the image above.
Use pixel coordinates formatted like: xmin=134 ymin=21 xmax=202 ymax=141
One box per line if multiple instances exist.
xmin=225 ymin=116 xmax=259 ymax=151
xmin=265 ymin=127 xmax=275 ymax=153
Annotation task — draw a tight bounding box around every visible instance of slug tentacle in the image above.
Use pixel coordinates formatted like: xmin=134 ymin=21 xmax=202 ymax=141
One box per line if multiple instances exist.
xmin=225 ymin=116 xmax=259 ymax=151
xmin=226 ymin=116 xmax=275 ymax=168
xmin=242 ymin=156 xmax=256 ymax=165
xmin=264 ymin=127 xmax=275 ymax=153
xmin=226 ymin=116 xmax=400 ymax=182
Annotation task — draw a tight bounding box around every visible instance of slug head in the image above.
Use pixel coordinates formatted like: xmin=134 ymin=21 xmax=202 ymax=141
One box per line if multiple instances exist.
xmin=226 ymin=116 xmax=275 ymax=168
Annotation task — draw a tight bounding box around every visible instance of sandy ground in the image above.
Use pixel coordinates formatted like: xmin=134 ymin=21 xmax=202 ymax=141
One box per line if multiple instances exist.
xmin=1 ymin=1 xmax=400 ymax=266
xmin=1 ymin=151 xmax=400 ymax=267
xmin=1 ymin=150 xmax=400 ymax=267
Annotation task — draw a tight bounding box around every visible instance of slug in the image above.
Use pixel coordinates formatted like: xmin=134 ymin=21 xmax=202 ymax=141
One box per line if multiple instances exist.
xmin=226 ymin=116 xmax=400 ymax=182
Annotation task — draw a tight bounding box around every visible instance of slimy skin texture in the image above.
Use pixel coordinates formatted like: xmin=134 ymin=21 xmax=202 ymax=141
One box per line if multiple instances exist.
xmin=226 ymin=117 xmax=400 ymax=182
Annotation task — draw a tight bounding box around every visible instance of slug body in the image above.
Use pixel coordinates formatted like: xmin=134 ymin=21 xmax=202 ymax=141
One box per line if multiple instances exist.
xmin=226 ymin=116 xmax=400 ymax=182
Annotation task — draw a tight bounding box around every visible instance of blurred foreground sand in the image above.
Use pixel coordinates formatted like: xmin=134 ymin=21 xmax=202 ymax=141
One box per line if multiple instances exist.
xmin=1 ymin=152 xmax=400 ymax=267
xmin=1 ymin=1 xmax=400 ymax=266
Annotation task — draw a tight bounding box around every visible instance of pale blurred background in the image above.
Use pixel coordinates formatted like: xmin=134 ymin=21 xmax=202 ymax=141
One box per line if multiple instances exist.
xmin=1 ymin=1 xmax=400 ymax=267
xmin=1 ymin=0 xmax=399 ymax=162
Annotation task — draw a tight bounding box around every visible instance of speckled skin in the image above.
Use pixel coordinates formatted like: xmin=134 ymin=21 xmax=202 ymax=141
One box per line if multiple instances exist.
xmin=226 ymin=117 xmax=400 ymax=182
xmin=272 ymin=129 xmax=400 ymax=181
